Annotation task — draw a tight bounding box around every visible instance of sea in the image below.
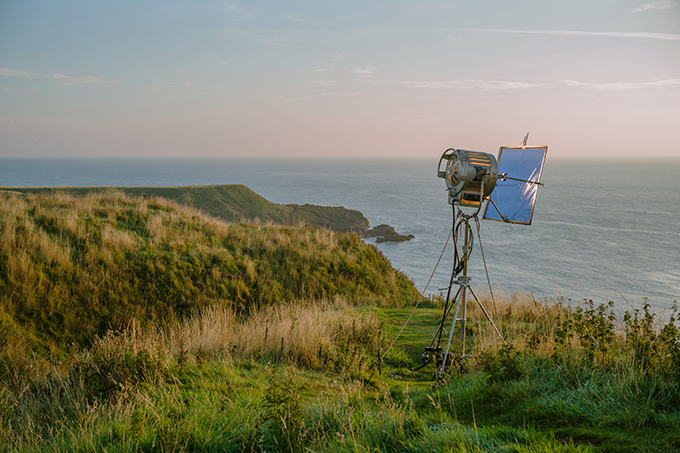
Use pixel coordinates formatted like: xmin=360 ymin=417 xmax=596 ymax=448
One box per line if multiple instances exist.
xmin=1 ymin=157 xmax=679 ymax=319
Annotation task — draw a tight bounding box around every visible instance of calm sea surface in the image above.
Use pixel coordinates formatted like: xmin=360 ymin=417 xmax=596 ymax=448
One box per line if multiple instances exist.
xmin=1 ymin=157 xmax=679 ymax=317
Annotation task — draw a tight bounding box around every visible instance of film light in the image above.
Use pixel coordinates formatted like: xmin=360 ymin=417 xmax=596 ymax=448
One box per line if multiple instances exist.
xmin=426 ymin=137 xmax=547 ymax=376
xmin=437 ymin=149 xmax=498 ymax=207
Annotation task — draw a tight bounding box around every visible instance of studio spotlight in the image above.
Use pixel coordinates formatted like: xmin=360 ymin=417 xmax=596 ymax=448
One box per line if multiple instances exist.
xmin=426 ymin=135 xmax=547 ymax=376
xmin=437 ymin=149 xmax=498 ymax=207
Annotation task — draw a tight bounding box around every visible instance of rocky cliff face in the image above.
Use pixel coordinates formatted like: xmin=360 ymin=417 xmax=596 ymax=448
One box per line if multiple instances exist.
xmin=279 ymin=203 xmax=369 ymax=235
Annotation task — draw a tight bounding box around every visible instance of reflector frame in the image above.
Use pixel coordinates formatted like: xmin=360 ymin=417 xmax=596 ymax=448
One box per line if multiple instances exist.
xmin=482 ymin=146 xmax=547 ymax=225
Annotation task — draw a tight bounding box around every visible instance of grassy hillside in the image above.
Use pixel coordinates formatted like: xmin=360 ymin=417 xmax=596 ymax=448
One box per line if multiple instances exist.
xmin=2 ymin=191 xmax=679 ymax=452
xmin=0 ymin=185 xmax=370 ymax=235
xmin=0 ymin=191 xmax=417 ymax=355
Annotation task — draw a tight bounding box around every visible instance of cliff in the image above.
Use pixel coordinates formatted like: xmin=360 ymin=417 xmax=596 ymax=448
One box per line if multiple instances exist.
xmin=0 ymin=185 xmax=370 ymax=235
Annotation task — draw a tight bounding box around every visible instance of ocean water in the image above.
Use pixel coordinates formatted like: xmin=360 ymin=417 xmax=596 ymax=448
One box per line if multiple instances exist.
xmin=1 ymin=157 xmax=679 ymax=317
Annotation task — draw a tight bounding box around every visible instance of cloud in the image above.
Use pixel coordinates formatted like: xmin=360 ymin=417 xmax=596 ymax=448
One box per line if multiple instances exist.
xmin=0 ymin=67 xmax=115 ymax=86
xmin=162 ymin=81 xmax=219 ymax=89
xmin=315 ymin=91 xmax=364 ymax=97
xmin=0 ymin=68 xmax=33 ymax=78
xmin=282 ymin=14 xmax=310 ymax=23
xmin=402 ymin=80 xmax=542 ymax=90
xmin=0 ymin=86 xmax=40 ymax=93
xmin=263 ymin=97 xmax=301 ymax=101
xmin=629 ymin=0 xmax=677 ymax=12
xmin=349 ymin=66 xmax=377 ymax=78
xmin=560 ymin=78 xmax=680 ymax=90
xmin=223 ymin=3 xmax=249 ymax=21
xmin=453 ymin=29 xmax=680 ymax=41
xmin=165 ymin=81 xmax=201 ymax=87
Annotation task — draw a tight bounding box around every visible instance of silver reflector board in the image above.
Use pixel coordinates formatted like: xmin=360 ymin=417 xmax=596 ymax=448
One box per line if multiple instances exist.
xmin=482 ymin=146 xmax=547 ymax=225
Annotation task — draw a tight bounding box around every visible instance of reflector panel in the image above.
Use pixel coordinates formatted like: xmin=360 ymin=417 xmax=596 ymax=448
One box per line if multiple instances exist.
xmin=483 ymin=146 xmax=547 ymax=225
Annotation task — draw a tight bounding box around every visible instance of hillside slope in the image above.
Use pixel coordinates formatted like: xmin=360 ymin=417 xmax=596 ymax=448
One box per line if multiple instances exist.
xmin=0 ymin=191 xmax=418 ymax=355
xmin=0 ymin=185 xmax=370 ymax=235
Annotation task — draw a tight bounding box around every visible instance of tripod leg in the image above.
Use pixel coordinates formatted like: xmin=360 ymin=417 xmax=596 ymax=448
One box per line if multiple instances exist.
xmin=468 ymin=287 xmax=504 ymax=342
xmin=427 ymin=285 xmax=463 ymax=351
xmin=460 ymin=286 xmax=467 ymax=356
xmin=439 ymin=287 xmax=465 ymax=375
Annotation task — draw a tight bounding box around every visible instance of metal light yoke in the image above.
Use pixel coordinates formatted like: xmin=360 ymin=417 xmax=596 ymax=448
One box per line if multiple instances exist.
xmin=437 ymin=149 xmax=498 ymax=207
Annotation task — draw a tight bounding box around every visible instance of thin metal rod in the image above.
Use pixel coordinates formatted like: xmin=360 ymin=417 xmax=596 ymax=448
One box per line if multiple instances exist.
xmin=439 ymin=285 xmax=465 ymax=375
xmin=467 ymin=286 xmax=505 ymax=342
xmin=439 ymin=220 xmax=471 ymax=375
xmin=486 ymin=196 xmax=509 ymax=222
xmin=500 ymin=175 xmax=543 ymax=186
xmin=427 ymin=285 xmax=462 ymax=350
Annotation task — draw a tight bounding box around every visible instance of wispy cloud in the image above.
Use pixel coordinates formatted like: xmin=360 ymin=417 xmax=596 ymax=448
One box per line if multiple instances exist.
xmin=260 ymin=90 xmax=364 ymax=101
xmin=349 ymin=66 xmax=377 ymax=78
xmin=0 ymin=67 xmax=116 ymax=86
xmin=160 ymin=81 xmax=219 ymax=89
xmin=282 ymin=14 xmax=310 ymax=23
xmin=0 ymin=86 xmax=40 ymax=93
xmin=315 ymin=91 xmax=364 ymax=97
xmin=223 ymin=3 xmax=249 ymax=22
xmin=164 ymin=81 xmax=201 ymax=87
xmin=403 ymin=80 xmax=542 ymax=90
xmin=560 ymin=78 xmax=680 ymax=90
xmin=629 ymin=0 xmax=677 ymax=12
xmin=263 ymin=96 xmax=301 ymax=101
xmin=451 ymin=29 xmax=680 ymax=41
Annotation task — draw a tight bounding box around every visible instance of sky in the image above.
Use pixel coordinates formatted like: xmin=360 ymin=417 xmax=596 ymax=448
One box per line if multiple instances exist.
xmin=0 ymin=0 xmax=679 ymax=159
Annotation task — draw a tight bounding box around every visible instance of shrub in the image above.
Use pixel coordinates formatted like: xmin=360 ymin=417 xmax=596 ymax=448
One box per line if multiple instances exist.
xmin=259 ymin=374 xmax=303 ymax=453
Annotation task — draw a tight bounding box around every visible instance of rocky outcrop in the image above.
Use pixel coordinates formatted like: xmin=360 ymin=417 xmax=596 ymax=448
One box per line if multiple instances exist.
xmin=278 ymin=203 xmax=369 ymax=235
xmin=365 ymin=224 xmax=415 ymax=243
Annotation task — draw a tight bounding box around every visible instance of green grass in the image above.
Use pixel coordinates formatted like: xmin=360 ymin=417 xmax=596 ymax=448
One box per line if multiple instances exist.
xmin=0 ymin=191 xmax=417 ymax=355
xmin=3 ymin=296 xmax=678 ymax=452
xmin=1 ymin=191 xmax=679 ymax=452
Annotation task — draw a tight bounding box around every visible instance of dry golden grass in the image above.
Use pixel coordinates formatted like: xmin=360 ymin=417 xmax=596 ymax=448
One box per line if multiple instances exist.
xmin=462 ymin=291 xmax=568 ymax=356
xmin=94 ymin=295 xmax=375 ymax=371
xmin=100 ymin=224 xmax=138 ymax=250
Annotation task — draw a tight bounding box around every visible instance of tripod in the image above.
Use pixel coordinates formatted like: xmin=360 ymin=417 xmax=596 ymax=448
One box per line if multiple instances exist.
xmin=425 ymin=210 xmax=504 ymax=377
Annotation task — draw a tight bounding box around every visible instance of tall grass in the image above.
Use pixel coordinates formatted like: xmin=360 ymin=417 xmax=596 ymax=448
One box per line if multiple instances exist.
xmin=1 ymin=292 xmax=679 ymax=451
xmin=0 ymin=296 xmax=382 ymax=450
xmin=0 ymin=191 xmax=418 ymax=354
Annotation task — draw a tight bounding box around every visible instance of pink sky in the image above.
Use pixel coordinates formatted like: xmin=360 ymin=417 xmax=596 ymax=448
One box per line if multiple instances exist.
xmin=1 ymin=1 xmax=678 ymax=159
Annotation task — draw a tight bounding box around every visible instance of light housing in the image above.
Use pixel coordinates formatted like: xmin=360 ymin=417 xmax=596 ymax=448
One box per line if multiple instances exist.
xmin=437 ymin=149 xmax=498 ymax=207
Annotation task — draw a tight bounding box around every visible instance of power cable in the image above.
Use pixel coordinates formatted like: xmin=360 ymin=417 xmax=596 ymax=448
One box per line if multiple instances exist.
xmin=380 ymin=227 xmax=453 ymax=362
